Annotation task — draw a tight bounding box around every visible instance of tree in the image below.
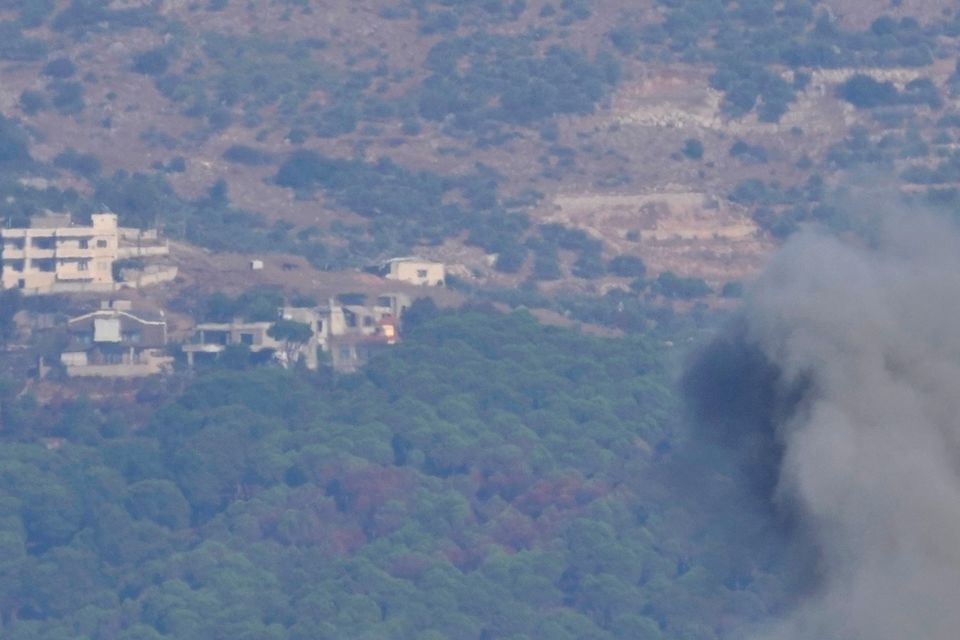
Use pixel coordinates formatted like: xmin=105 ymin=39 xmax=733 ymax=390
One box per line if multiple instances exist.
xmin=837 ymin=74 xmax=899 ymax=109
xmin=132 ymin=48 xmax=169 ymax=75
xmin=653 ymin=271 xmax=712 ymax=299
xmin=0 ymin=115 xmax=31 ymax=169
xmin=42 ymin=58 xmax=76 ymax=79
xmin=681 ymin=139 xmax=703 ymax=160
xmin=125 ymin=480 xmax=191 ymax=529
xmin=267 ymin=319 xmax=313 ymax=368
xmin=607 ymin=255 xmax=646 ymax=278
xmin=0 ymin=288 xmax=22 ymax=346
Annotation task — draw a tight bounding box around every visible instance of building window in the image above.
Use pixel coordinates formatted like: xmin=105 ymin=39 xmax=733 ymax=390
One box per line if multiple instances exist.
xmin=78 ymin=260 xmax=89 ymax=271
xmin=97 ymin=239 xmax=108 ymax=248
xmin=33 ymin=259 xmax=55 ymax=272
xmin=79 ymin=239 xmax=89 ymax=249
xmin=240 ymin=333 xmax=254 ymax=345
xmin=31 ymin=237 xmax=54 ymax=250
xmin=417 ymin=269 xmax=428 ymax=278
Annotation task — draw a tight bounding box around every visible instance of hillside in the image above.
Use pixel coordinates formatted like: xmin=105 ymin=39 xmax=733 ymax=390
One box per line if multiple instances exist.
xmin=2 ymin=0 xmax=959 ymax=303
xmin=0 ymin=306 xmax=800 ymax=640
xmin=2 ymin=2 xmax=958 ymax=639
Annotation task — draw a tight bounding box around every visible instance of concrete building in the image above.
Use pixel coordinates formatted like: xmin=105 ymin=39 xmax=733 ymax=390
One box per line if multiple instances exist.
xmin=328 ymin=316 xmax=399 ymax=373
xmin=2 ymin=213 xmax=119 ymax=292
xmin=182 ymin=319 xmax=280 ymax=367
xmin=1 ymin=213 xmax=171 ymax=294
xmin=183 ymin=293 xmax=412 ymax=372
xmin=382 ymin=257 xmax=445 ymax=286
xmin=60 ymin=301 xmax=172 ymax=377
xmin=325 ymin=293 xmax=409 ymax=338
xmin=325 ymin=294 xmax=407 ymax=372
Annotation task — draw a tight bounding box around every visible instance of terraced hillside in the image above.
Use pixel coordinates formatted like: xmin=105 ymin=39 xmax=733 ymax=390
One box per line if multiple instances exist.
xmin=2 ymin=0 xmax=960 ymax=303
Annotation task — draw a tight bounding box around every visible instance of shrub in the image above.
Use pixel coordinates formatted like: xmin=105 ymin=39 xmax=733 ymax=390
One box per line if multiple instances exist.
xmin=132 ymin=48 xmax=170 ymax=75
xmin=223 ymin=145 xmax=273 ymax=166
xmin=494 ymin=243 xmax=527 ymax=273
xmin=166 ymin=157 xmax=187 ymax=173
xmin=54 ymin=148 xmax=101 ymax=177
xmin=653 ymin=271 xmax=712 ymax=299
xmin=49 ymin=80 xmax=85 ymax=114
xmin=608 ymin=255 xmax=646 ymax=278
xmin=532 ymin=250 xmax=562 ymax=280
xmin=52 ymin=0 xmax=156 ymax=33
xmin=42 ymin=58 xmax=76 ymax=78
xmin=681 ymin=138 xmax=704 ymax=160
xmin=572 ymin=248 xmax=605 ymax=279
xmin=608 ymin=27 xmax=640 ymax=54
xmin=19 ymin=90 xmax=46 ymax=115
xmin=730 ymin=140 xmax=768 ymax=163
xmin=0 ymin=22 xmax=47 ymax=61
xmin=721 ymin=281 xmax=744 ymax=298
xmin=0 ymin=115 xmax=31 ymax=170
xmin=837 ymin=74 xmax=899 ymax=109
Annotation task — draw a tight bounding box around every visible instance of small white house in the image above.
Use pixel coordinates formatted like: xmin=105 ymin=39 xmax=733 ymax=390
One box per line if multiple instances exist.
xmin=382 ymin=257 xmax=445 ymax=286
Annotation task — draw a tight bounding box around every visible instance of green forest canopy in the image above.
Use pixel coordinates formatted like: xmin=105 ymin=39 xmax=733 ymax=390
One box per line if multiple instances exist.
xmin=0 ymin=306 xmax=793 ymax=640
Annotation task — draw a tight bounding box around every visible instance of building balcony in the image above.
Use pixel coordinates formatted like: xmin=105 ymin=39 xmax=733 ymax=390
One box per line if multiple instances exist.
xmin=182 ymin=343 xmax=227 ymax=354
xmin=56 ymin=246 xmax=95 ymax=259
xmin=55 ymin=228 xmax=98 ymax=237
xmin=26 ymin=248 xmax=55 ymax=259
xmin=2 ymin=248 xmax=25 ymax=259
xmin=55 ymin=270 xmax=94 ymax=281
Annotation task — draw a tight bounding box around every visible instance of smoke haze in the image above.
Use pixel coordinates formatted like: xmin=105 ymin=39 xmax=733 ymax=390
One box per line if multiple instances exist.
xmin=688 ymin=211 xmax=960 ymax=640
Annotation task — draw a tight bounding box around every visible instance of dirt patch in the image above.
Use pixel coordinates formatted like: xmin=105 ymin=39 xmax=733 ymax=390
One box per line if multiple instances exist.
xmin=541 ymin=191 xmax=773 ymax=284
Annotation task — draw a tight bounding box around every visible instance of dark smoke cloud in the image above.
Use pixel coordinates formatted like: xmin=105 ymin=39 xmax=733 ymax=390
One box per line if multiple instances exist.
xmin=686 ymin=211 xmax=960 ymax=640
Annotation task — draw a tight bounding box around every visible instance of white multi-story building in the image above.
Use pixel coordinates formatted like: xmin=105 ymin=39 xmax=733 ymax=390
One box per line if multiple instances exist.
xmin=1 ymin=213 xmax=119 ymax=292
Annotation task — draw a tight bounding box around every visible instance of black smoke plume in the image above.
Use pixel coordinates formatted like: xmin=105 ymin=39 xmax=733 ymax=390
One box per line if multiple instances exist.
xmin=684 ymin=211 xmax=960 ymax=640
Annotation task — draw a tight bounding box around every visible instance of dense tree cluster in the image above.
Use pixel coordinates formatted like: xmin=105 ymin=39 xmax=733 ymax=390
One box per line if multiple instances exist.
xmin=617 ymin=1 xmax=947 ymax=122
xmin=837 ymin=74 xmax=942 ymax=110
xmin=0 ymin=307 xmax=793 ymax=639
xmin=51 ymin=0 xmax=158 ymax=34
xmin=0 ymin=115 xmax=31 ymax=170
xmin=419 ymin=34 xmax=620 ymax=131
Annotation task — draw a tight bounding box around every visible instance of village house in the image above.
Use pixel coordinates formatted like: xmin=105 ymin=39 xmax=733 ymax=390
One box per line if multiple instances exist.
xmin=0 ymin=212 xmax=172 ymax=294
xmin=328 ymin=293 xmax=410 ymax=338
xmin=381 ymin=257 xmax=446 ymax=287
xmin=184 ymin=293 xmax=411 ymax=371
xmin=181 ymin=318 xmax=281 ymax=367
xmin=60 ymin=301 xmax=173 ymax=377
xmin=328 ymin=316 xmax=400 ymax=373
xmin=326 ymin=293 xmax=408 ymax=371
